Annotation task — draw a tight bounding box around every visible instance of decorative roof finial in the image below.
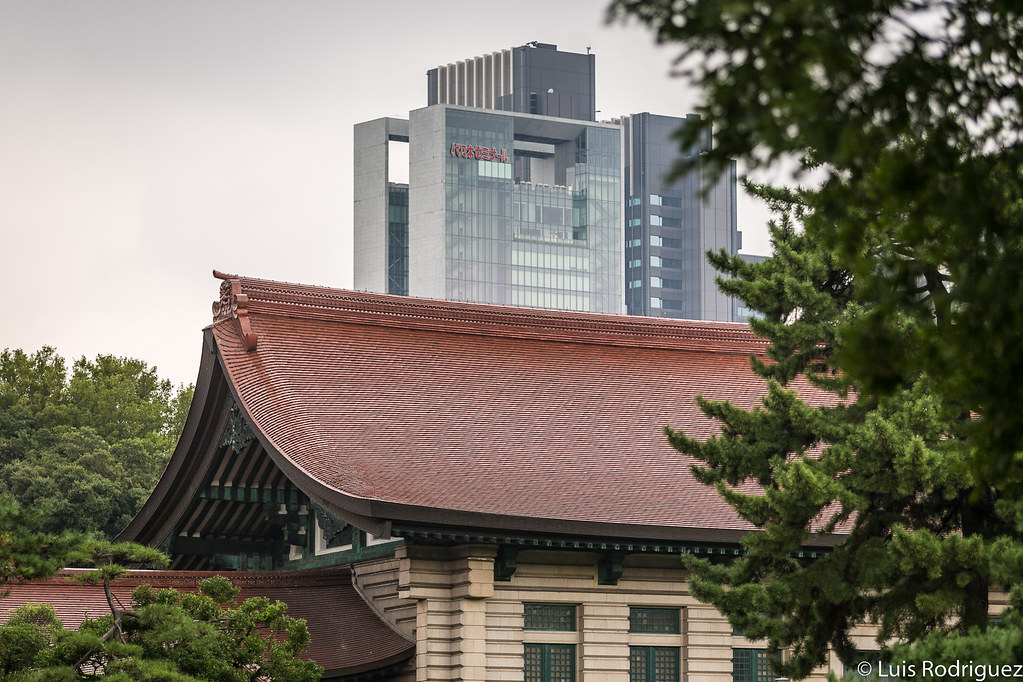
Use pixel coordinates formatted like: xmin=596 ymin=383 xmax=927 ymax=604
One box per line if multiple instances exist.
xmin=211 ymin=270 xmax=258 ymax=351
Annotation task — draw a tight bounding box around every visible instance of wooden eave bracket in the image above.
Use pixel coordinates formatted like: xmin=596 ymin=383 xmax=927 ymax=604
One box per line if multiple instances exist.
xmin=494 ymin=546 xmax=519 ymax=582
xmin=212 ymin=270 xmax=258 ymax=351
xmin=597 ymin=550 xmax=626 ymax=585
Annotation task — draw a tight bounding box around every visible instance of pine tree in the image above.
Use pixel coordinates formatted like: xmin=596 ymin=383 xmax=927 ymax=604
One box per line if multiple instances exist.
xmin=608 ymin=0 xmax=1023 ymax=487
xmin=677 ymin=185 xmax=1023 ymax=678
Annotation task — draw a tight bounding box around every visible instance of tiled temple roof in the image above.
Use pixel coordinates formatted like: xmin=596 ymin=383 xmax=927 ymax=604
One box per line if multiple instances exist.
xmin=165 ymin=272 xmax=825 ymax=544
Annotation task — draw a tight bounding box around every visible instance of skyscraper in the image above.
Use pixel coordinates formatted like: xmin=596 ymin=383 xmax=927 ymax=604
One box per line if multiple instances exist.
xmin=424 ymin=44 xmax=745 ymax=321
xmin=354 ymin=42 xmax=746 ymax=321
xmin=354 ymin=105 xmax=624 ymax=314
xmin=616 ymin=112 xmax=741 ymax=321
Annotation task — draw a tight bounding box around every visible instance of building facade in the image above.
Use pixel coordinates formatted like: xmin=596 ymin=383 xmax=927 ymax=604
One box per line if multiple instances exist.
xmin=355 ymin=105 xmax=624 ymax=314
xmin=617 ymin=113 xmax=741 ymax=321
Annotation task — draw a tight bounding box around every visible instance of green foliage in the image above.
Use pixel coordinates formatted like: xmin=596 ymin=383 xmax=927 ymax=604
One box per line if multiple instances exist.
xmin=646 ymin=188 xmax=1021 ymax=678
xmin=0 ymin=498 xmax=87 ymax=590
xmin=0 ymin=569 xmax=322 ymax=681
xmin=610 ymin=0 xmax=1023 ymax=675
xmin=0 ymin=348 xmax=192 ymax=537
xmin=608 ymin=0 xmax=1023 ymax=486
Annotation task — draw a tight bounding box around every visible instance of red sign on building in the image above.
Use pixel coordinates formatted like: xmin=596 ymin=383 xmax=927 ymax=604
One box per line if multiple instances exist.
xmin=450 ymin=143 xmax=509 ymax=163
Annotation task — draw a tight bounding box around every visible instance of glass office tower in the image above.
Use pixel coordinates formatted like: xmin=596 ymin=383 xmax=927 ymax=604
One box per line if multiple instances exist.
xmin=426 ymin=44 xmax=744 ymax=322
xmin=616 ymin=113 xmax=741 ymax=321
xmin=355 ymin=44 xmax=746 ymax=320
xmin=355 ymin=105 xmax=624 ymax=314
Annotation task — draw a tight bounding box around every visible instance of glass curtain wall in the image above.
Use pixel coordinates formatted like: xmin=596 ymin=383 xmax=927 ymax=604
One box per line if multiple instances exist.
xmin=443 ymin=108 xmax=621 ymax=314
xmin=387 ymin=184 xmax=409 ymax=296
xmin=444 ymin=109 xmax=515 ymax=305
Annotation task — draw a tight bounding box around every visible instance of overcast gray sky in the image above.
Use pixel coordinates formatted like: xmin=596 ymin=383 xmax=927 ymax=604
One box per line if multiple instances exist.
xmin=0 ymin=0 xmax=775 ymax=386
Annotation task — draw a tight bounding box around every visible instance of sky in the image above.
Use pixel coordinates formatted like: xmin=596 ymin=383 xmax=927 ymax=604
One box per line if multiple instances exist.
xmin=0 ymin=0 xmax=776 ymax=387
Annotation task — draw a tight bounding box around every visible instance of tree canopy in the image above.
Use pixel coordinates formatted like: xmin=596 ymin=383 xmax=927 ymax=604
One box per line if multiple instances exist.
xmin=607 ymin=0 xmax=1023 ymax=673
xmin=0 ymin=348 xmax=192 ymax=537
xmin=609 ymin=0 xmax=1023 ymax=487
xmin=666 ymin=185 xmax=1023 ymax=677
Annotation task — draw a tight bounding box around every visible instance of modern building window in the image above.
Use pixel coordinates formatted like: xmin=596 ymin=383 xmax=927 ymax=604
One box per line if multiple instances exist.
xmin=650 ymin=213 xmax=682 ymax=228
xmin=651 ymin=297 xmax=662 ymax=309
xmin=524 ymin=643 xmax=576 ymax=682
xmin=630 ymin=646 xmax=679 ymax=682
xmin=650 ymin=276 xmax=662 ymax=288
xmin=649 ymin=235 xmax=682 ymax=249
xmin=732 ymin=649 xmax=776 ymax=682
xmin=386 ymin=184 xmax=409 ymax=296
xmin=650 ymin=194 xmax=683 ymax=208
xmin=629 ymin=259 xmax=642 ymax=268
xmin=523 ymin=603 xmax=576 ymax=631
xmin=629 ymin=280 xmax=642 ymax=289
xmin=629 ymin=607 xmax=681 ymax=634
xmin=650 ymin=255 xmax=662 ymax=267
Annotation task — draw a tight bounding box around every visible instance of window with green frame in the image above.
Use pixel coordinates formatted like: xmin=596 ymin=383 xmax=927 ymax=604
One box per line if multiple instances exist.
xmin=523 ymin=603 xmax=576 ymax=631
xmin=732 ymin=648 xmax=777 ymax=682
xmin=524 ymin=643 xmax=575 ymax=682
xmin=629 ymin=607 xmax=681 ymax=634
xmin=630 ymin=646 xmax=679 ymax=681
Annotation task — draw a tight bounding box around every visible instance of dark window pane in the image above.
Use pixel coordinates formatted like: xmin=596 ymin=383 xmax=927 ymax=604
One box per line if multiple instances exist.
xmin=524 ymin=603 xmax=576 ymax=631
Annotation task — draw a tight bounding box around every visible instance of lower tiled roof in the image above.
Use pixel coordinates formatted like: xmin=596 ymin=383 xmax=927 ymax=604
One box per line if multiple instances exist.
xmin=0 ymin=567 xmax=413 ymax=679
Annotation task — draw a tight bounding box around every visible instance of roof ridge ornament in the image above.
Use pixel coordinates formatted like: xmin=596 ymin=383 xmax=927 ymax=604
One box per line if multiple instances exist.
xmin=212 ymin=270 xmax=258 ymax=351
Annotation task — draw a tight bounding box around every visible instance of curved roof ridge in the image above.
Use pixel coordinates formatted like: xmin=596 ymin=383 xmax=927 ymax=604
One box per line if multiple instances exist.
xmin=212 ymin=270 xmax=766 ymax=354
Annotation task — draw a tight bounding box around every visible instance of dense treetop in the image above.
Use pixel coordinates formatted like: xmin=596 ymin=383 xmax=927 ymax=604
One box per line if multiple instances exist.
xmin=0 ymin=347 xmax=192 ymax=538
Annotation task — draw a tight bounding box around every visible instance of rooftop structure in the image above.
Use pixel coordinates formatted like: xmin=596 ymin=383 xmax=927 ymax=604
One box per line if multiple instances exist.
xmin=427 ymin=42 xmax=596 ymax=122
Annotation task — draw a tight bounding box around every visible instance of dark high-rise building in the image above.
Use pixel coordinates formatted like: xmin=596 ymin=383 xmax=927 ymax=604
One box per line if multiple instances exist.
xmin=427 ymin=42 xmax=596 ymax=122
xmin=616 ymin=113 xmax=741 ymax=321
